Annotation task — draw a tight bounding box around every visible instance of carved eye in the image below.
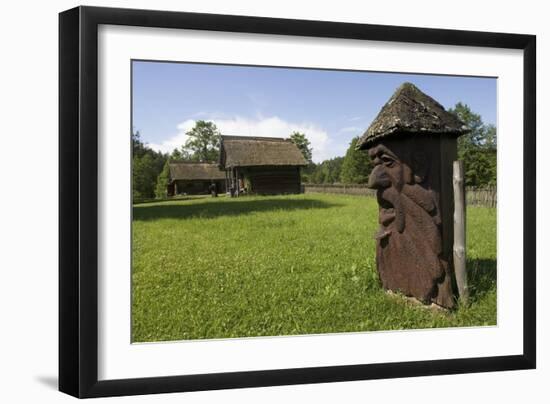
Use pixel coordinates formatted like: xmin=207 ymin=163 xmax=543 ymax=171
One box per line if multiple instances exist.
xmin=381 ymin=155 xmax=394 ymax=167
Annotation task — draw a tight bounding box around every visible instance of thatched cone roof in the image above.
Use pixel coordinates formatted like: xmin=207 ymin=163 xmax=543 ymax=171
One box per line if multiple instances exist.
xmin=356 ymin=82 xmax=470 ymax=150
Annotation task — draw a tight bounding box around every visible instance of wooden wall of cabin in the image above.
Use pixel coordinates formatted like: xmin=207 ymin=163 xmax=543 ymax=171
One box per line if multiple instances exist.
xmin=172 ymin=179 xmax=226 ymax=195
xmin=242 ymin=166 xmax=302 ymax=195
xmin=167 ymin=182 xmax=175 ymax=197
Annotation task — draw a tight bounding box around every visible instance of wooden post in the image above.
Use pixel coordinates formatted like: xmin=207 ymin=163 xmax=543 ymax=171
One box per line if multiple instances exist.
xmin=232 ymin=168 xmax=235 ymax=197
xmin=453 ymin=160 xmax=468 ymax=303
xmin=235 ymin=167 xmax=239 ymax=197
xmin=225 ymin=170 xmax=229 ymax=194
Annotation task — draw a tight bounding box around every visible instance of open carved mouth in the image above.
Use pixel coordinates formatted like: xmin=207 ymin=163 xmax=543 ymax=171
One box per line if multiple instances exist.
xmin=374 ymin=189 xmax=397 ymax=241
xmin=377 ymin=190 xmax=396 ymax=227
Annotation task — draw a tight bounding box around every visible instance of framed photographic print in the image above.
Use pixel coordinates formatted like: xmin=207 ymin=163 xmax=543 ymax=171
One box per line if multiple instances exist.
xmin=59 ymin=6 xmax=536 ymax=398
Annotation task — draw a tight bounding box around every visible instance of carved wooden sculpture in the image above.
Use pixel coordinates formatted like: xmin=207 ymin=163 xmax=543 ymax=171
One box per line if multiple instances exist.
xmin=356 ymin=83 xmax=470 ymax=308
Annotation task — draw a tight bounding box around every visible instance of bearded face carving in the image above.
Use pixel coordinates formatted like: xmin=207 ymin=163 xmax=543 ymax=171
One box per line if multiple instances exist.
xmin=356 ymin=82 xmax=468 ymax=308
xmin=367 ymin=139 xmax=455 ymax=308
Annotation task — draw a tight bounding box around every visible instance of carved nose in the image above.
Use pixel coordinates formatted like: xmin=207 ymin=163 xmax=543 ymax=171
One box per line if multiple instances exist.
xmin=368 ymin=165 xmax=391 ymax=189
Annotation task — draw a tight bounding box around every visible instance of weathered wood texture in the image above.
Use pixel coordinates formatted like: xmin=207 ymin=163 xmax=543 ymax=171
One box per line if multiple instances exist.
xmin=219 ymin=136 xmax=307 ymax=196
xmin=304 ymin=184 xmax=377 ymax=197
xmin=357 ymin=83 xmax=470 ymax=149
xmin=436 ymin=136 xmax=457 ymax=308
xmin=453 ymin=161 xmax=468 ymax=303
xmin=172 ymin=179 xmax=226 ymax=195
xmin=243 ymin=166 xmax=302 ymax=195
xmin=364 ymin=136 xmax=456 ymax=308
xmin=465 ymin=186 xmax=497 ymax=208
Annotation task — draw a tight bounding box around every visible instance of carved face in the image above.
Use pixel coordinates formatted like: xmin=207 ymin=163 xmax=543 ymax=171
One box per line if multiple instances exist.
xmin=367 ymin=142 xmax=452 ymax=306
xmin=368 ymin=145 xmax=406 ymax=236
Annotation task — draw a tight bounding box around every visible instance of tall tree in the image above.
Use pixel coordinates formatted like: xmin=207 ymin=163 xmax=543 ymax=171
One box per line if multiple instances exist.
xmin=132 ymin=130 xmax=147 ymax=158
xmin=340 ymin=137 xmax=373 ymax=184
xmin=155 ymin=159 xmax=171 ymax=199
xmin=308 ymin=157 xmax=344 ymax=184
xmin=448 ymin=103 xmax=497 ymax=187
xmin=170 ymin=147 xmax=192 ymax=162
xmin=133 ymin=153 xmax=159 ymax=200
xmin=132 ymin=129 xmax=167 ymax=201
xmin=301 ymin=162 xmax=316 ymax=183
xmin=289 ymin=131 xmax=313 ymax=163
xmin=170 ymin=148 xmax=184 ymax=161
xmin=325 ymin=158 xmax=344 ymax=183
xmin=183 ymin=120 xmax=221 ymax=162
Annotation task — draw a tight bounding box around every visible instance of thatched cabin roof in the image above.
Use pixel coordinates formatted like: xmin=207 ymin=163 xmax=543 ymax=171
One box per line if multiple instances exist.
xmin=219 ymin=135 xmax=308 ymax=168
xmin=168 ymin=162 xmax=226 ymax=181
xmin=356 ymin=82 xmax=470 ymax=150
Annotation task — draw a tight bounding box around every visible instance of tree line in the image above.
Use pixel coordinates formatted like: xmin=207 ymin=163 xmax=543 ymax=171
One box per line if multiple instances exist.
xmin=302 ymin=103 xmax=496 ymax=187
xmin=132 ymin=103 xmax=496 ymax=202
xmin=132 ymin=121 xmax=313 ymax=201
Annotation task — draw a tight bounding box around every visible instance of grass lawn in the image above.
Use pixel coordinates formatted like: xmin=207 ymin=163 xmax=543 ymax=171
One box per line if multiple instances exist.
xmin=132 ymin=193 xmax=496 ymax=342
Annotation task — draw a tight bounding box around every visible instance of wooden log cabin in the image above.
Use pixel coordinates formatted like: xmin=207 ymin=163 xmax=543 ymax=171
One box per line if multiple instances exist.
xmin=218 ymin=135 xmax=308 ymax=196
xmin=167 ymin=162 xmax=226 ymax=196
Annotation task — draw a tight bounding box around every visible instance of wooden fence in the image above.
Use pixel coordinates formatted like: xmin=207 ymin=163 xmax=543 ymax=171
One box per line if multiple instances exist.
xmin=464 ymin=186 xmax=497 ymax=208
xmin=304 ymin=184 xmax=376 ymax=197
xmin=303 ymin=184 xmax=497 ymax=208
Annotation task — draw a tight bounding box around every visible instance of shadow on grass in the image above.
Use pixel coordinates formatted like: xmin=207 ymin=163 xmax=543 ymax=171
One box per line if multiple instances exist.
xmin=466 ymin=258 xmax=497 ymax=302
xmin=133 ymin=197 xmax=342 ymax=221
xmin=133 ymin=195 xmax=208 ymax=205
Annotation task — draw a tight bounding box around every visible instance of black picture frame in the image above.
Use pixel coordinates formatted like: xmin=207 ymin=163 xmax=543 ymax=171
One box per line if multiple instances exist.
xmin=59 ymin=5 xmax=536 ymax=398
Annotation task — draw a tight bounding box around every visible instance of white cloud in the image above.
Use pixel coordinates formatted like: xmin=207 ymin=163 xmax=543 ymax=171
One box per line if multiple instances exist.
xmin=147 ymin=119 xmax=195 ymax=156
xmin=338 ymin=126 xmax=362 ymax=134
xmin=148 ymin=116 xmax=333 ymax=163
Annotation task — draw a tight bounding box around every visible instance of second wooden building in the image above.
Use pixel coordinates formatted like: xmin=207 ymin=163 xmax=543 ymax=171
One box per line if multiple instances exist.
xmin=218 ymin=135 xmax=308 ymax=195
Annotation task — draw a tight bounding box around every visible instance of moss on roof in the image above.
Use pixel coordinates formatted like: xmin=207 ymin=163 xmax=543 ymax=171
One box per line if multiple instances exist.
xmin=356 ymin=82 xmax=470 ymax=150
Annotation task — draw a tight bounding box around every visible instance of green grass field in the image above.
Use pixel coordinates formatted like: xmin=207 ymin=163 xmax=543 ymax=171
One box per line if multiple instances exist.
xmin=132 ymin=193 xmax=496 ymax=342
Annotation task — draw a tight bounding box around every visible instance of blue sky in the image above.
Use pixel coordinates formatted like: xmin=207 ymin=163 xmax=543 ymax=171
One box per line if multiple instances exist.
xmin=132 ymin=60 xmax=496 ymax=163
